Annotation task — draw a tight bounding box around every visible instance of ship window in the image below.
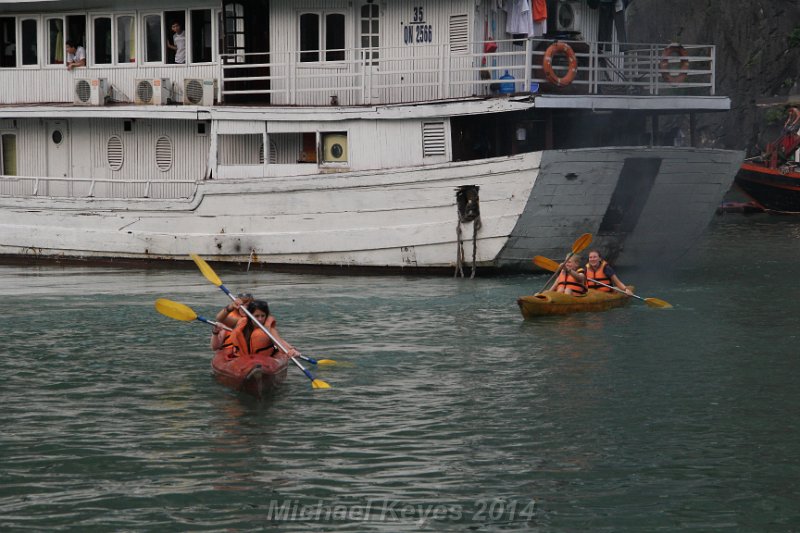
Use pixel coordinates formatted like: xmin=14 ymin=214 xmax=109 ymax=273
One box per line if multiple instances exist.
xmin=1 ymin=133 xmax=17 ymax=175
xmin=268 ymin=133 xmax=311 ymax=164
xmin=46 ymin=18 xmax=65 ymax=65
xmin=66 ymin=16 xmax=86 ymax=63
xmin=360 ymin=3 xmax=379 ymax=65
xmin=123 ymin=120 xmax=133 ymax=132
xmin=155 ymin=136 xmax=173 ymax=171
xmin=164 ymin=10 xmax=185 ymax=65
xmin=0 ymin=18 xmax=16 ymax=68
xmin=93 ymin=16 xmax=112 ymax=65
xmin=107 ymin=135 xmax=124 ymax=171
xmin=190 ymin=9 xmax=213 ymax=63
xmin=300 ymin=11 xmax=346 ymax=63
xmin=117 ymin=16 xmax=135 ymax=64
xmin=21 ymin=18 xmax=38 ymax=66
xmin=143 ymin=14 xmax=162 ymax=63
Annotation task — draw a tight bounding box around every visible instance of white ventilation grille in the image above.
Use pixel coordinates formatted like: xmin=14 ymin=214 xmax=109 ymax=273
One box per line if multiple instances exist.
xmin=155 ymin=136 xmax=173 ymax=171
xmin=185 ymin=79 xmax=204 ymax=104
xmin=269 ymin=140 xmax=277 ymax=164
xmin=449 ymin=14 xmax=469 ymax=54
xmin=422 ymin=122 xmax=446 ymax=157
xmin=75 ymin=80 xmax=92 ymax=103
xmin=107 ymin=135 xmax=124 ymax=171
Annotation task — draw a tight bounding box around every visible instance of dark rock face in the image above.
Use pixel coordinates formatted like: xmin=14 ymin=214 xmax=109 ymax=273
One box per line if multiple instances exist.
xmin=627 ymin=0 xmax=800 ymax=151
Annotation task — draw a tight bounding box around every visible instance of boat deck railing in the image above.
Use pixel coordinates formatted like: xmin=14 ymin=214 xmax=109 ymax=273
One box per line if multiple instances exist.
xmin=220 ymin=38 xmax=716 ymax=106
xmin=0 ymin=175 xmax=197 ymax=200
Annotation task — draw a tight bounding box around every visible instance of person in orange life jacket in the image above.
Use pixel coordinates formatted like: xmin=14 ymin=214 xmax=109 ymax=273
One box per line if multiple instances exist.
xmin=553 ymin=255 xmax=587 ymax=295
xmin=211 ymin=292 xmax=255 ymax=351
xmin=215 ymin=292 xmax=254 ymax=328
xmin=229 ymin=300 xmax=300 ymax=358
xmin=585 ymin=249 xmax=633 ymax=295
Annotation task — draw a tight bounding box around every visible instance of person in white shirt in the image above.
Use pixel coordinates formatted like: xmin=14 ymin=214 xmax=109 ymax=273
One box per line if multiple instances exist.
xmin=65 ymin=40 xmax=86 ymax=70
xmin=167 ymin=22 xmax=186 ymax=64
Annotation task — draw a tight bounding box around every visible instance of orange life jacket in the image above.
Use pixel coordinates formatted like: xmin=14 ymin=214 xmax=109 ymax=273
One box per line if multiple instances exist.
xmin=229 ymin=315 xmax=278 ymax=357
xmin=586 ymin=260 xmax=613 ymax=292
xmin=556 ymin=268 xmax=587 ymax=295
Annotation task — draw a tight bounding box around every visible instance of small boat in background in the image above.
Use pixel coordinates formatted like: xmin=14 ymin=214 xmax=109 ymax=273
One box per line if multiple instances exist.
xmin=734 ymin=106 xmax=800 ymax=214
xmin=211 ymin=347 xmax=290 ymax=399
xmin=517 ymin=287 xmax=633 ymax=318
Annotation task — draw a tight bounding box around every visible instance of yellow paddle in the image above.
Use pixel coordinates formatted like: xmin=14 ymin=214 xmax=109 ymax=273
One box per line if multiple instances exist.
xmin=154 ymin=298 xmax=342 ymax=366
xmin=537 ymin=233 xmax=593 ymax=293
xmin=532 ymin=255 xmax=672 ymax=308
xmin=189 ymin=254 xmax=331 ymax=389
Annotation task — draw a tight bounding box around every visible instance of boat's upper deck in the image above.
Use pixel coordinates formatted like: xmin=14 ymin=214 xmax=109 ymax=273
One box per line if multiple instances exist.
xmin=0 ymin=0 xmax=725 ymax=112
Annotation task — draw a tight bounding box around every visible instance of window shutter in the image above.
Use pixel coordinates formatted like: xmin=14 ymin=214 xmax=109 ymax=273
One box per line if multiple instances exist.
xmin=422 ymin=122 xmax=446 ymax=157
xmin=449 ymin=14 xmax=469 ymax=54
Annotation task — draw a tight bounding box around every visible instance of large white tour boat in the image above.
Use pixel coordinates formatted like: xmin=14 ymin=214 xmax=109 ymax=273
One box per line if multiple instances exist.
xmin=0 ymin=0 xmax=743 ymax=273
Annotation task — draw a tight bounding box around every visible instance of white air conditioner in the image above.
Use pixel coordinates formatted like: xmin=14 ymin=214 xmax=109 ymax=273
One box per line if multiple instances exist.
xmin=74 ymin=78 xmax=108 ymax=106
xmin=134 ymin=78 xmax=172 ymax=105
xmin=557 ymin=1 xmax=581 ymax=32
xmin=322 ymin=133 xmax=348 ymax=163
xmin=183 ymin=78 xmax=217 ymax=106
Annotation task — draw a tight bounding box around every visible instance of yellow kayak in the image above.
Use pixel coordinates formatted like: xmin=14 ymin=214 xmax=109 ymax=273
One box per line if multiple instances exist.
xmin=517 ymin=286 xmax=634 ymax=318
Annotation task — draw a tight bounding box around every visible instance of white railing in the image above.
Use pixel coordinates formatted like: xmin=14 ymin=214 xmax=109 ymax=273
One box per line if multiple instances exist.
xmin=219 ymin=39 xmax=717 ymax=106
xmin=0 ymin=175 xmax=197 ymax=200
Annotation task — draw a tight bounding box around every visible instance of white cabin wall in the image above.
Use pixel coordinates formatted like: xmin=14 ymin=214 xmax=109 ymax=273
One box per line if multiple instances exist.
xmin=0 ymin=1 xmax=220 ymax=105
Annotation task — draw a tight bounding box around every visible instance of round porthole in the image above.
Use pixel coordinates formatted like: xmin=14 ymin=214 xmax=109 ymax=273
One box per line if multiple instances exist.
xmin=331 ymin=143 xmax=343 ymax=158
xmin=52 ymin=130 xmax=63 ymax=145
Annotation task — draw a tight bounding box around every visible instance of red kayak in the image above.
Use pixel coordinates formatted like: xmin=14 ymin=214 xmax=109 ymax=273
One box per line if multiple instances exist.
xmin=211 ymin=347 xmax=290 ymax=398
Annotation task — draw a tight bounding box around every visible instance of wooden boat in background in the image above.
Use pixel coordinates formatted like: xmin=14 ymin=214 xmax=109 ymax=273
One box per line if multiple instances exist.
xmin=517 ymin=287 xmax=634 ymax=318
xmin=211 ymin=347 xmax=290 ymax=399
xmin=734 ymin=106 xmax=800 ymax=213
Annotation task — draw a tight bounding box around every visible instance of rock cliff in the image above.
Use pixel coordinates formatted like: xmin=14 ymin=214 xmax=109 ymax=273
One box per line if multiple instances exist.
xmin=626 ymin=0 xmax=800 ymax=152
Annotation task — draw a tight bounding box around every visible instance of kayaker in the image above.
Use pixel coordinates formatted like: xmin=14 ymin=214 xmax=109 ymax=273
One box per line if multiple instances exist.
xmin=553 ymin=255 xmax=587 ymax=295
xmin=229 ymin=300 xmax=300 ymax=358
xmin=215 ymin=292 xmax=254 ymax=328
xmin=585 ymin=250 xmax=633 ymax=295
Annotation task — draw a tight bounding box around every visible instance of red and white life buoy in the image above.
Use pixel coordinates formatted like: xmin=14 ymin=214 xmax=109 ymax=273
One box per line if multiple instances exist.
xmin=659 ymin=45 xmax=689 ymax=83
xmin=543 ymin=42 xmax=578 ymax=87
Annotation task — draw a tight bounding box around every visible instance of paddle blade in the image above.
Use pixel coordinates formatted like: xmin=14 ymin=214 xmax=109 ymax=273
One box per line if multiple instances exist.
xmin=312 ymin=379 xmax=332 ymax=389
xmin=572 ymin=233 xmax=593 ymax=254
xmin=645 ymin=297 xmax=673 ymax=309
xmin=154 ymin=298 xmax=198 ymax=322
xmin=190 ymin=253 xmax=223 ymax=287
xmin=532 ymin=255 xmax=559 ymax=272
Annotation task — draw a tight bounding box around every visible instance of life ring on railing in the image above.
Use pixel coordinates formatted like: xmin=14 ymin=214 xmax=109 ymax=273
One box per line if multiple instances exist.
xmin=543 ymin=42 xmax=578 ymax=87
xmin=659 ymin=45 xmax=689 ymax=83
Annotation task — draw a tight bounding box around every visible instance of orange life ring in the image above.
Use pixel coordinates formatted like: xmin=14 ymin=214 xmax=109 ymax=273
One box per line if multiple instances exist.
xmin=543 ymin=42 xmax=578 ymax=87
xmin=659 ymin=45 xmax=689 ymax=83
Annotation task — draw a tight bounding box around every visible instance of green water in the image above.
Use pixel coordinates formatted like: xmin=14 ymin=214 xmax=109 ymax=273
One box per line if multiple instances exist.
xmin=1 ymin=215 xmax=799 ymax=532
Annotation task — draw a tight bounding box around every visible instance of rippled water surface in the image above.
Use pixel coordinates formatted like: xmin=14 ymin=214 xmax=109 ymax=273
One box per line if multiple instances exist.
xmin=2 ymin=215 xmax=800 ymax=531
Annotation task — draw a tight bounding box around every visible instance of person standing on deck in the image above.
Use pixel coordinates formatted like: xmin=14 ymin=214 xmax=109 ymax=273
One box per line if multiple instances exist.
xmin=585 ymin=250 xmax=633 ymax=294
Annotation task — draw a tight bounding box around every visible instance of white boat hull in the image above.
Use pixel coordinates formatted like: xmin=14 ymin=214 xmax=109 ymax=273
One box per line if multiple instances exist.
xmin=0 ymin=147 xmax=742 ymax=271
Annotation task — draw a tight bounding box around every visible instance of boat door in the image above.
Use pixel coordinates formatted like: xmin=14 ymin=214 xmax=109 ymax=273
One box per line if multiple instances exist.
xmin=359 ymin=2 xmax=380 ymax=103
xmin=45 ymin=120 xmax=71 ymax=196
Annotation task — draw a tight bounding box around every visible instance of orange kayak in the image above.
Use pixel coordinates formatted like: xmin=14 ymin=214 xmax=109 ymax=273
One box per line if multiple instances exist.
xmin=517 ymin=286 xmax=634 ymax=317
xmin=211 ymin=347 xmax=290 ymax=398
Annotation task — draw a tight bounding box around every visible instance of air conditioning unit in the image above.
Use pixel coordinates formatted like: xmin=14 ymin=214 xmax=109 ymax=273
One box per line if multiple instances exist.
xmin=74 ymin=78 xmax=108 ymax=106
xmin=557 ymin=1 xmax=581 ymax=32
xmin=183 ymin=78 xmax=217 ymax=106
xmin=322 ymin=133 xmax=348 ymax=163
xmin=134 ymin=78 xmax=172 ymax=105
